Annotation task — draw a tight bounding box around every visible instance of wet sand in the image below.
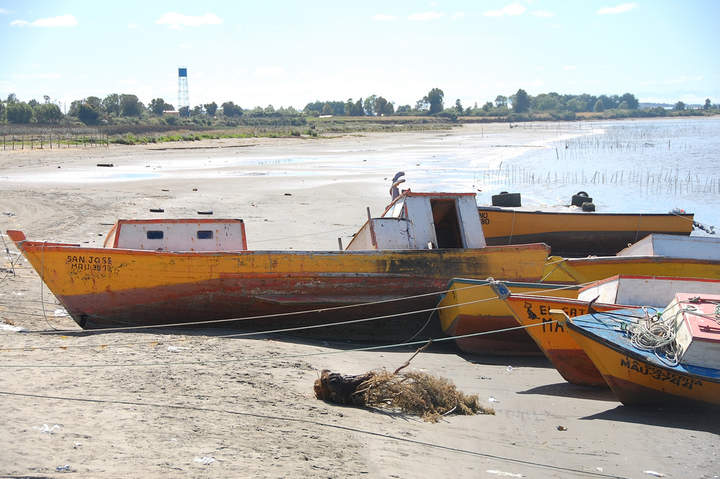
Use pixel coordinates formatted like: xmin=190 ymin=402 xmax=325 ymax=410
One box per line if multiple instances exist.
xmin=1 ymin=123 xmax=718 ymax=478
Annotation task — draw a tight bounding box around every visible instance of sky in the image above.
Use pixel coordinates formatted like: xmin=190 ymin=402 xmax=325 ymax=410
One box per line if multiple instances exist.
xmin=1 ymin=0 xmax=719 ymax=111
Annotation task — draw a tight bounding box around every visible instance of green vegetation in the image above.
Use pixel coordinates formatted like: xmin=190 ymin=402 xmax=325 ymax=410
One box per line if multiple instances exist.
xmin=0 ymin=89 xmax=718 ymax=146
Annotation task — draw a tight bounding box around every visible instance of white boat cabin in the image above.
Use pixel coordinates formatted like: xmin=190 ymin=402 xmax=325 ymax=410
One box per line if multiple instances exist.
xmin=103 ymin=219 xmax=247 ymax=252
xmin=346 ymin=191 xmax=487 ymax=250
xmin=578 ymin=275 xmax=720 ymax=308
xmin=666 ymin=293 xmax=720 ymax=369
xmin=618 ymin=234 xmax=720 ymax=260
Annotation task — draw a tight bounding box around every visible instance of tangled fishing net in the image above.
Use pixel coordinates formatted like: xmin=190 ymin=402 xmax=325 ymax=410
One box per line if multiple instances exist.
xmin=313 ymin=344 xmax=494 ymax=422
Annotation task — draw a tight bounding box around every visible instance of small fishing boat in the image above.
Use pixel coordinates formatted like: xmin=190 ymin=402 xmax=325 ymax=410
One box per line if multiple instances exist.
xmin=556 ymin=293 xmax=720 ymax=406
xmin=436 ymin=279 xmax=579 ymax=355
xmin=503 ymin=276 xmax=720 ymax=386
xmin=541 ymin=234 xmax=720 ymax=283
xmin=478 ymin=192 xmax=694 ymax=257
xmin=7 ymin=189 xmax=550 ymax=340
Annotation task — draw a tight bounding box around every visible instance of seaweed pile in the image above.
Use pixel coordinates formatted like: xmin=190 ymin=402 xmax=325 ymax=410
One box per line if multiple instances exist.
xmin=313 ymin=345 xmax=494 ymax=422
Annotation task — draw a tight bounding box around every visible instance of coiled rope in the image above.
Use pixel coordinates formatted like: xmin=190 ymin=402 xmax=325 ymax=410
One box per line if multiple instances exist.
xmin=627 ymin=307 xmax=680 ymax=367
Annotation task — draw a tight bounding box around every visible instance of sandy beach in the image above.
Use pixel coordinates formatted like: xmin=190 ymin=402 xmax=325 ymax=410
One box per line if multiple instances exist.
xmin=1 ymin=123 xmax=718 ymax=478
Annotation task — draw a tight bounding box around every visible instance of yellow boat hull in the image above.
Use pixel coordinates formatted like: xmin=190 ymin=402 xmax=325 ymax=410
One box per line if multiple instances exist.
xmin=437 ymin=280 xmax=578 ymax=355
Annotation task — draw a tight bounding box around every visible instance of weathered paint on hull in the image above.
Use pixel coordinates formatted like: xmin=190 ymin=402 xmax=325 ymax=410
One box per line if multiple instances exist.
xmin=8 ymin=231 xmax=550 ymax=341
xmin=542 ymin=256 xmax=720 ymax=284
xmin=479 ymin=208 xmax=693 ymax=257
xmin=567 ymin=323 xmax=720 ymax=407
xmin=503 ymin=295 xmax=626 ymax=386
xmin=60 ymin=275 xmax=448 ymax=341
xmin=436 ymin=279 xmax=579 ymax=355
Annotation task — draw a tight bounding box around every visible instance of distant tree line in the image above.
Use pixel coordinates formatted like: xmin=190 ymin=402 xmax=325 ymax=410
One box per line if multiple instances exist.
xmin=0 ymin=89 xmax=717 ymax=127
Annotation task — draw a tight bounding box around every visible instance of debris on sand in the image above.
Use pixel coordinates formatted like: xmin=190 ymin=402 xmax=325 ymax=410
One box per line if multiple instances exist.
xmin=313 ymin=343 xmax=494 ymax=422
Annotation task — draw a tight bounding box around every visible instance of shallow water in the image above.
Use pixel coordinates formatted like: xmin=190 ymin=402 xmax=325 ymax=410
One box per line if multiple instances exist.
xmin=472 ymin=118 xmax=720 ymax=234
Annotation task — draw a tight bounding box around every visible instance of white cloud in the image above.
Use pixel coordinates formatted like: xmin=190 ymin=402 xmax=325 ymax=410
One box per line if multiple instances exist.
xmin=372 ymin=14 xmax=395 ymax=21
xmin=483 ymin=4 xmax=526 ymax=17
xmin=531 ymin=10 xmax=555 ymax=18
xmin=563 ymin=65 xmax=576 ymax=71
xmin=12 ymin=72 xmax=62 ymax=80
xmin=451 ymin=12 xmax=465 ymax=20
xmin=10 ymin=14 xmax=78 ymax=28
xmin=156 ymin=12 xmax=222 ymax=29
xmin=408 ymin=11 xmax=444 ymax=21
xmin=597 ymin=3 xmax=637 ymax=15
xmin=127 ymin=23 xmax=139 ymax=29
xmin=0 ymin=8 xmax=10 ymax=14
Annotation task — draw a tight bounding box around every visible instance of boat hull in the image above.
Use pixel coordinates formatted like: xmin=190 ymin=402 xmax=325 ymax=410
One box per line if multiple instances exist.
xmin=504 ymin=295 xmax=625 ymax=386
xmin=542 ymin=255 xmax=720 ymax=284
xmin=437 ymin=279 xmax=579 ymax=355
xmin=479 ymin=208 xmax=693 ymax=257
xmin=566 ymin=313 xmax=720 ymax=407
xmin=8 ymin=231 xmax=550 ymax=341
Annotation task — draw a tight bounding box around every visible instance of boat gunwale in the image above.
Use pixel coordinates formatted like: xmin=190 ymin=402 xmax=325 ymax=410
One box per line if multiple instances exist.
xmin=505 ymin=293 xmax=625 ymax=310
xmin=8 ymin=230 xmax=550 ymax=261
xmin=10 ymin=238 xmax=550 ymax=258
xmin=577 ymin=274 xmax=720 ymax=291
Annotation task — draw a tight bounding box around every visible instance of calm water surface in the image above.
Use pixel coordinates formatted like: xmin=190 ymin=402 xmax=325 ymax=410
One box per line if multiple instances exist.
xmin=422 ymin=117 xmax=720 ymax=233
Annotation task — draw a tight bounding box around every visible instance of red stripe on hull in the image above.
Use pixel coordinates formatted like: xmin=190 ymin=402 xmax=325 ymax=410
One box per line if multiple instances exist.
xmin=57 ymin=275 xmax=447 ymax=342
xmin=450 ymin=314 xmax=541 ymax=355
xmin=544 ymin=349 xmax=606 ymax=387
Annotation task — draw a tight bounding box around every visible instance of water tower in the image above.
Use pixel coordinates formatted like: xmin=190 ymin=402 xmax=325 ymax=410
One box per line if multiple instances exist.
xmin=178 ymin=67 xmax=189 ymax=116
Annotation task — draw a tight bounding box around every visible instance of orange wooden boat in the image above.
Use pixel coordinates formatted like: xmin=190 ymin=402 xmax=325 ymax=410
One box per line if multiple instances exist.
xmin=7 ymin=191 xmax=550 ymax=341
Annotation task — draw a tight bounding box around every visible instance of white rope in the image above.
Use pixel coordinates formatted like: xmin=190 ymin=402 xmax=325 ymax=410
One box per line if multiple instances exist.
xmin=1 ymin=280 xmax=594 ymax=352
xmin=627 ymin=306 xmax=680 ymax=367
xmin=0 ymin=319 xmax=563 ymax=369
xmin=21 ymin=278 xmax=589 ymax=335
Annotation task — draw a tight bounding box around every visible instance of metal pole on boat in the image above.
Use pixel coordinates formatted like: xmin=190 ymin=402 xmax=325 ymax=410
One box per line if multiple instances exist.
xmin=366 ymin=207 xmax=372 ymax=221
xmin=337 ymin=237 xmax=343 ymax=250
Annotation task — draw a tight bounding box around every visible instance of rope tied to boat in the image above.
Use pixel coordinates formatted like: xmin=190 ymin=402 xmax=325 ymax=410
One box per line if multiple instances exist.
xmin=669 ymin=208 xmax=716 ymax=234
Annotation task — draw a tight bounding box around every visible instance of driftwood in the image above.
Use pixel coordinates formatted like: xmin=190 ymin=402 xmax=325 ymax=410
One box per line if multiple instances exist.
xmin=313 ymin=370 xmax=374 ymax=406
xmin=313 ymin=342 xmax=494 ymax=422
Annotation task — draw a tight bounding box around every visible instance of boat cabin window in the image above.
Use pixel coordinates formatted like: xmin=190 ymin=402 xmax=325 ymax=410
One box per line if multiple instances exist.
xmin=197 ymin=230 xmax=213 ymax=240
xmin=430 ymin=199 xmax=464 ymax=248
xmin=146 ymin=231 xmax=164 ymax=240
